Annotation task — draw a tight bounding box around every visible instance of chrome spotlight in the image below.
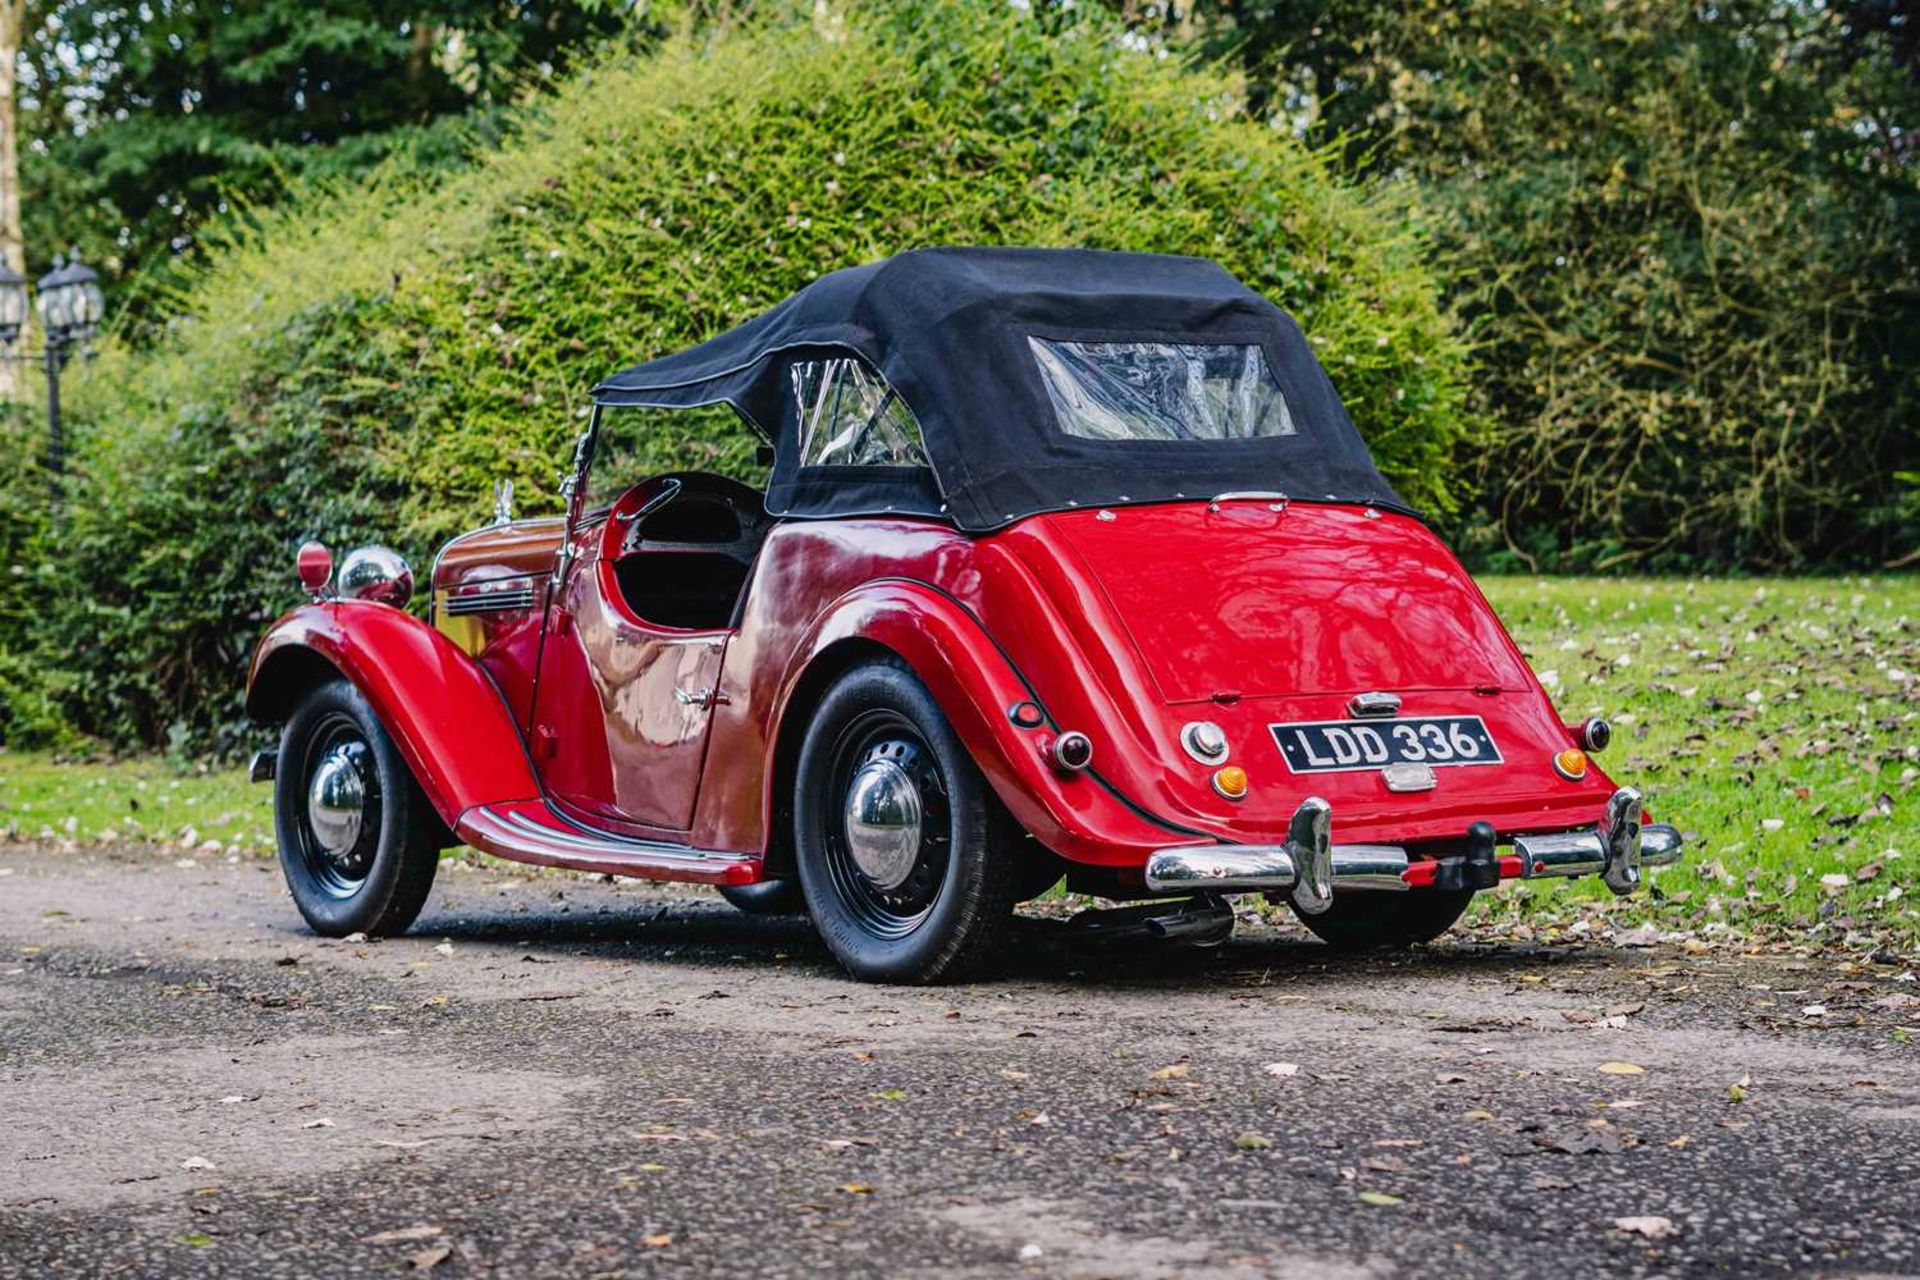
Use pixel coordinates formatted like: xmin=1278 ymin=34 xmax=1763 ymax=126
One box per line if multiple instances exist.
xmin=338 ymin=545 xmax=414 ymax=608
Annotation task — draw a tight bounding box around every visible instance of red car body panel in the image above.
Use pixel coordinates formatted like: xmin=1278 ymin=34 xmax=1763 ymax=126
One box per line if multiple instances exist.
xmin=247 ymin=493 xmax=1616 ymax=885
xmin=246 ymin=602 xmax=542 ymax=829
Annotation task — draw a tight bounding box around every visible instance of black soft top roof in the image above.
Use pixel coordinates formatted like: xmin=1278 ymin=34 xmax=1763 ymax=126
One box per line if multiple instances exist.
xmin=592 ymin=246 xmax=1406 ymax=530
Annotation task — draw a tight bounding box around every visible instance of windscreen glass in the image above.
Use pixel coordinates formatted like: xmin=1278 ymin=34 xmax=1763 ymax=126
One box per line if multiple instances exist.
xmin=583 ymin=403 xmax=764 ymax=513
xmin=1028 ymin=338 xmax=1297 ymax=442
xmin=790 ymin=358 xmax=929 ymax=467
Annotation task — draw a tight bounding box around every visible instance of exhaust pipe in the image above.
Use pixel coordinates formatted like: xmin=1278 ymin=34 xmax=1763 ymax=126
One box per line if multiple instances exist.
xmin=1068 ymin=894 xmax=1236 ymax=947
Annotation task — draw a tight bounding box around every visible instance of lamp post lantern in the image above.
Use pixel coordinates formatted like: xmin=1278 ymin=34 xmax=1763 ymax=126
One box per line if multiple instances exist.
xmin=0 ymin=249 xmax=105 ymax=486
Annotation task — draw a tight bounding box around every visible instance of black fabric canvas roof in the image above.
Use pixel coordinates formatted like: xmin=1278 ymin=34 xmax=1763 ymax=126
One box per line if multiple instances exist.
xmin=592 ymin=247 xmax=1408 ymax=530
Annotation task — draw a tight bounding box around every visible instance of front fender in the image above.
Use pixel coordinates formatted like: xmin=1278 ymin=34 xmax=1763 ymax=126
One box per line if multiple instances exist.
xmin=769 ymin=581 xmax=1206 ymax=866
xmin=246 ymin=602 xmax=541 ymax=827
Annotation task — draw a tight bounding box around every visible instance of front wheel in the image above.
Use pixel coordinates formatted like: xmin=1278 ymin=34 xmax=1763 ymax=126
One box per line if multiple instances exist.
xmin=793 ymin=659 xmax=1018 ymax=984
xmin=273 ymin=678 xmax=443 ymax=937
xmin=1291 ymin=888 xmax=1476 ymax=949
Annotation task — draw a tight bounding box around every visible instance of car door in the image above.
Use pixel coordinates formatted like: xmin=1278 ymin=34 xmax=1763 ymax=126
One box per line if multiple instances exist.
xmin=528 ymin=523 xmax=729 ymax=834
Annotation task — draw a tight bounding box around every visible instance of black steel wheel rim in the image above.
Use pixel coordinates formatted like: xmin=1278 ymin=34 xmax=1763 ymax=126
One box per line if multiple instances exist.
xmin=293 ymin=712 xmax=382 ymax=899
xmin=820 ymin=709 xmax=952 ymax=940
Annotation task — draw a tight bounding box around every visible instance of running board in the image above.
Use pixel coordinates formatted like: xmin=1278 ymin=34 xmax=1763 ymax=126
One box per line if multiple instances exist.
xmin=455 ymin=801 xmax=760 ymax=886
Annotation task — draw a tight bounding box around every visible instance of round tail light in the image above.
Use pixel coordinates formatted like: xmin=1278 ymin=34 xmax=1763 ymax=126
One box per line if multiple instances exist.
xmin=1048 ymin=731 xmax=1094 ymax=773
xmin=1580 ymin=717 xmax=1612 ymax=752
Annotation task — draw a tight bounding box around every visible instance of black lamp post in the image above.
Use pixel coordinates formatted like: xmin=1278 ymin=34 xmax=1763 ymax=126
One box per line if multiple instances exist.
xmin=0 ymin=249 xmax=104 ymax=481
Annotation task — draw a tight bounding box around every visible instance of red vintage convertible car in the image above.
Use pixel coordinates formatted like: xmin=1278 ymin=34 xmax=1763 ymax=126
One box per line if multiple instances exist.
xmin=246 ymin=247 xmax=1681 ymax=982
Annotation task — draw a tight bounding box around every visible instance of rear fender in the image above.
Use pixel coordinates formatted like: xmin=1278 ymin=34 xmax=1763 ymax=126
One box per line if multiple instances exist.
xmin=246 ymin=603 xmax=541 ymax=828
xmin=769 ymin=581 xmax=1204 ymax=866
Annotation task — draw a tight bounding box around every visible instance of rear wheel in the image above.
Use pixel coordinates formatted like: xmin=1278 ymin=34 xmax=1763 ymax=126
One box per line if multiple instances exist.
xmin=1292 ymin=889 xmax=1475 ymax=949
xmin=274 ymin=678 xmax=442 ymax=937
xmin=794 ymin=659 xmax=1017 ymax=983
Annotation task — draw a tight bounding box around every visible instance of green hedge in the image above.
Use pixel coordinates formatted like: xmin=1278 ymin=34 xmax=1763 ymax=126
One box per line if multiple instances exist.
xmin=1183 ymin=0 xmax=1920 ymax=570
xmin=21 ymin=0 xmax=1470 ymax=752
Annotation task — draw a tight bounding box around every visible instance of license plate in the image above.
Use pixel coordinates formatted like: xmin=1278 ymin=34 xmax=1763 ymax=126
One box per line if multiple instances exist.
xmin=1269 ymin=716 xmax=1503 ymax=774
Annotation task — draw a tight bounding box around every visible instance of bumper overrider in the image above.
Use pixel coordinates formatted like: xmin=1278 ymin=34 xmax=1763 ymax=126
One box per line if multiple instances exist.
xmin=1144 ymin=787 xmax=1682 ymax=912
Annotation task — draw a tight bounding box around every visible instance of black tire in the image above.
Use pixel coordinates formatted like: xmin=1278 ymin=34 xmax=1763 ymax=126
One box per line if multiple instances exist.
xmin=1292 ymin=889 xmax=1476 ymax=949
xmin=718 ymin=879 xmax=807 ymax=915
xmin=793 ymin=658 xmax=1018 ymax=984
xmin=274 ymin=678 xmax=442 ymax=937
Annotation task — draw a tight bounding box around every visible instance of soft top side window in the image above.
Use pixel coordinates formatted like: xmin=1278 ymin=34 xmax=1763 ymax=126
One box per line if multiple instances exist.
xmin=790 ymin=358 xmax=929 ymax=468
xmin=1027 ymin=337 xmax=1298 ymax=443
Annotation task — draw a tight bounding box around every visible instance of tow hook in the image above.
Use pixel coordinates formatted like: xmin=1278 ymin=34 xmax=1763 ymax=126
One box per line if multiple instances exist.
xmin=1428 ymin=822 xmax=1501 ymax=892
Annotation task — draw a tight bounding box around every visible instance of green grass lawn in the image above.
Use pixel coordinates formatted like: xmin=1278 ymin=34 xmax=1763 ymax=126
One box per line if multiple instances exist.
xmin=0 ymin=751 xmax=274 ymax=855
xmin=1472 ymin=575 xmax=1917 ymax=950
xmin=3 ymin=575 xmax=1915 ymax=946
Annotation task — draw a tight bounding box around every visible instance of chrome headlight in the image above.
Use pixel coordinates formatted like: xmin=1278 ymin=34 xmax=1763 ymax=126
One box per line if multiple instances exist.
xmin=337 ymin=545 xmax=414 ymax=608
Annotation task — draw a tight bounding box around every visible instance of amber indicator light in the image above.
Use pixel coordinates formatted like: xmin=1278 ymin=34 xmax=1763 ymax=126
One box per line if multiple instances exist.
xmin=1551 ymin=748 xmax=1589 ymax=781
xmin=1212 ymin=765 xmax=1249 ymax=800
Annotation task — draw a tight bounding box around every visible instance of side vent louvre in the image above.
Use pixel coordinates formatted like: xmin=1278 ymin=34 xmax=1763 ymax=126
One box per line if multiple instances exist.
xmin=444 ymin=587 xmax=537 ymax=617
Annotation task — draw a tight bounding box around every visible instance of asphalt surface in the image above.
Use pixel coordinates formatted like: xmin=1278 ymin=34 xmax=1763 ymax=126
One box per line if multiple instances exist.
xmin=3 ymin=844 xmax=1918 ymax=1279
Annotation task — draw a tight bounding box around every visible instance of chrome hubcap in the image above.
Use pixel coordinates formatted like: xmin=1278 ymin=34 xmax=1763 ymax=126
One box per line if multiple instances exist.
xmin=843 ymin=758 xmax=923 ymax=891
xmin=307 ymin=743 xmax=368 ymax=858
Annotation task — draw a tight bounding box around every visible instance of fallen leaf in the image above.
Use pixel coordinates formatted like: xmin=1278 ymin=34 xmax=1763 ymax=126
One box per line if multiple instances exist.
xmin=406 ymin=1244 xmax=452 ymax=1270
xmin=641 ymin=1234 xmax=673 ymax=1248
xmin=1433 ymin=1072 xmax=1469 ymax=1085
xmin=301 ymin=1118 xmax=335 ymax=1129
xmin=1538 ymin=1126 xmax=1625 ymax=1155
xmin=1262 ymin=1062 xmax=1300 ymax=1078
xmin=362 ymin=1225 xmax=445 ymax=1244
xmin=840 ymin=1182 xmax=876 ymax=1195
xmin=1597 ymin=1062 xmax=1646 ymax=1076
xmin=1234 ymin=1131 xmax=1274 ymax=1150
xmin=180 ymin=1156 xmax=214 ymax=1171
xmin=1149 ymin=1063 xmax=1190 ymax=1081
xmin=1614 ymin=1215 xmax=1680 ymax=1240
xmin=433 ymin=942 xmax=454 ymax=956
xmin=1357 ymin=1191 xmax=1404 ymax=1207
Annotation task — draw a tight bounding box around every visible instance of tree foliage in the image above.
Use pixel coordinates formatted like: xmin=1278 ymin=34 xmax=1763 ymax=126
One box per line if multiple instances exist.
xmin=1133 ymin=0 xmax=1920 ymax=569
xmin=16 ymin=0 xmax=647 ymax=288
xmin=13 ymin=0 xmax=1469 ymax=750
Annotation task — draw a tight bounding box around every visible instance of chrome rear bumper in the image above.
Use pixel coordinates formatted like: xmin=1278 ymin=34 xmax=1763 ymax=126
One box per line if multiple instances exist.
xmin=1145 ymin=789 xmax=1682 ymax=901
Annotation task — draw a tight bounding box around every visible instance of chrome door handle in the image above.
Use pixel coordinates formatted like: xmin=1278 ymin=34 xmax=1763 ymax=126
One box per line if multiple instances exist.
xmin=675 ymin=687 xmax=725 ymax=709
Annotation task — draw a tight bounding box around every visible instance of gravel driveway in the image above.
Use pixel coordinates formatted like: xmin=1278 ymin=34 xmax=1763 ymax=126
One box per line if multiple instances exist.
xmin=2 ymin=844 xmax=1917 ymax=1278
